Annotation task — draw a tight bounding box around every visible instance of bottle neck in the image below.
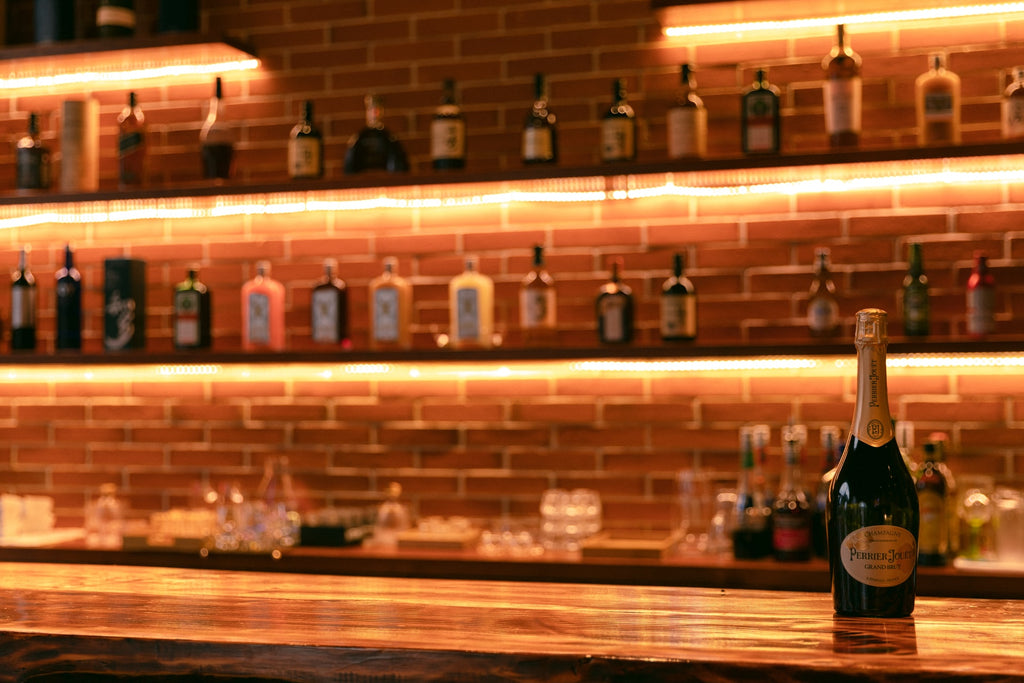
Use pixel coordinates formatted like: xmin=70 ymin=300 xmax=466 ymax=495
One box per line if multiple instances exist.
xmin=852 ymin=340 xmax=894 ymax=446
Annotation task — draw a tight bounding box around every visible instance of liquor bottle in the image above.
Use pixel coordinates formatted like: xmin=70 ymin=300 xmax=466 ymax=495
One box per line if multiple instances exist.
xmin=10 ymin=247 xmax=36 ymax=351
xmin=667 ymin=64 xmax=707 ymax=160
xmin=807 ymin=247 xmax=840 ymax=338
xmin=16 ymin=113 xmax=51 ymax=191
xmin=895 ymin=419 xmax=918 ymax=479
xmin=752 ymin=423 xmax=773 ymax=502
xmin=822 ymin=24 xmax=862 ymax=149
xmin=369 ymin=258 xmax=412 ymax=350
xmin=916 ymin=441 xmax=950 ymax=566
xmin=117 ymin=92 xmax=146 ymax=188
xmin=55 ymin=244 xmax=82 ymax=351
xmin=902 ymin=242 xmax=929 ymax=337
xmin=173 ymin=268 xmax=212 ymax=350
xmin=522 ymin=73 xmax=558 ymax=164
xmin=241 ymin=261 xmax=285 ymax=351
xmin=812 ymin=425 xmax=842 ymax=559
xmin=288 ymin=100 xmax=323 ymax=180
xmin=741 ymin=69 xmax=780 ymax=155
xmin=773 ymin=423 xmax=812 ymax=562
xmin=311 ymin=258 xmax=348 ymax=345
xmin=595 ymin=259 xmax=633 ymax=344
xmin=1001 ymin=67 xmax=1024 ymax=139
xmin=915 ymin=53 xmax=960 ymax=146
xmin=200 ymin=77 xmax=233 ymax=180
xmin=966 ymin=251 xmax=995 ymax=338
xmin=96 ymin=0 xmax=134 ymax=38
xmin=733 ymin=425 xmax=773 ymax=559
xmin=431 ymin=79 xmax=466 ymax=170
xmin=520 ymin=245 xmax=556 ymax=345
xmin=660 ymin=252 xmax=697 ymax=342
xmin=449 ymin=256 xmax=494 ymax=349
xmin=827 ymin=308 xmax=919 ymax=618
xmin=927 ymin=432 xmax=959 ymax=560
xmin=343 ymin=94 xmax=409 ymax=173
xmin=601 ymin=78 xmax=636 ymax=163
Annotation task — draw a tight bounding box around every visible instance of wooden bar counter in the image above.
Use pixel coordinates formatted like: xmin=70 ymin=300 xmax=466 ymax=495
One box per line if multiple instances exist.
xmin=1 ymin=562 xmax=1022 ymax=682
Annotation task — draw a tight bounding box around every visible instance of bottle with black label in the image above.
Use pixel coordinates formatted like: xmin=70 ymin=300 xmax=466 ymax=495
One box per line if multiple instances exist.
xmin=173 ymin=268 xmax=212 ymax=350
xmin=55 ymin=244 xmax=82 ymax=351
xmin=431 ymin=79 xmax=466 ymax=170
xmin=289 ymin=100 xmax=323 ymax=180
xmin=596 ymin=259 xmax=633 ymax=344
xmin=311 ymin=258 xmax=348 ymax=345
xmin=522 ymin=73 xmax=558 ymax=164
xmin=660 ymin=252 xmax=696 ymax=341
xmin=601 ymin=78 xmax=636 ymax=163
xmin=200 ymin=77 xmax=233 ymax=180
xmin=16 ymin=113 xmax=51 ymax=192
xmin=10 ymin=248 xmax=36 ymax=351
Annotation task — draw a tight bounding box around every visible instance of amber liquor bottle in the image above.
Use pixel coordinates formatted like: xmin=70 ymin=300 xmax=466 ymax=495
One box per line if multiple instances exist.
xmin=823 ymin=24 xmax=862 ymax=149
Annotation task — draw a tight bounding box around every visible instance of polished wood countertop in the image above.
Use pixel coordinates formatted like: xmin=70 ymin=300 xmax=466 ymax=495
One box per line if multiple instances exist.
xmin=0 ymin=562 xmax=1022 ymax=682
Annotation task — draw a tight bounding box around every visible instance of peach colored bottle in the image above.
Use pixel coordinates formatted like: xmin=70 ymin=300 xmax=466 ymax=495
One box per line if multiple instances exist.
xmin=242 ymin=260 xmax=285 ymax=351
xmin=449 ymin=256 xmax=493 ymax=349
xmin=369 ymin=257 xmax=412 ymax=350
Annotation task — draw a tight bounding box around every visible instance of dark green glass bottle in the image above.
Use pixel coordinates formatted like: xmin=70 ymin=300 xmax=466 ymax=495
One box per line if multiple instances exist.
xmin=902 ymin=242 xmax=929 ymax=336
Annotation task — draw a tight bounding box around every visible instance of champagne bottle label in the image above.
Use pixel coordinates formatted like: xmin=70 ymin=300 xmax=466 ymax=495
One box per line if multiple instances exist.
xmin=967 ymin=287 xmax=995 ymax=335
xmin=601 ymin=118 xmax=634 ymax=161
xmin=430 ymin=119 xmax=465 ymax=160
xmin=924 ymin=91 xmax=954 ymax=121
xmin=311 ymin=289 xmax=340 ymax=343
xmin=667 ymin=107 xmax=706 ymax=158
xmin=11 ymin=287 xmax=34 ymax=328
xmin=1001 ymin=97 xmax=1024 ymax=138
xmin=288 ymin=138 xmax=321 ymax=178
xmin=744 ymin=92 xmax=776 ymax=152
xmin=522 ymin=128 xmax=553 ymax=161
xmin=456 ymin=288 xmax=480 ymax=340
xmin=918 ymin=489 xmax=946 ymax=555
xmin=520 ymin=289 xmax=550 ymax=329
xmin=660 ymin=294 xmax=696 ymax=338
xmin=600 ymin=297 xmax=626 ymax=342
xmin=248 ymin=292 xmax=271 ymax=345
xmin=373 ymin=287 xmax=400 ymax=343
xmin=824 ymin=77 xmax=862 ymax=134
xmin=839 ymin=525 xmax=917 ymax=588
xmin=174 ymin=291 xmax=201 ymax=346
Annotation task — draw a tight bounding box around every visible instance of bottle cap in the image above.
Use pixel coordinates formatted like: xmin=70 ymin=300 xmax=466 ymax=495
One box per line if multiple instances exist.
xmin=854 ymin=307 xmax=887 ymax=344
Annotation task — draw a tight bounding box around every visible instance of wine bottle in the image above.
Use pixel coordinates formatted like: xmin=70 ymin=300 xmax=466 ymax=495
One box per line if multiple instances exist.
xmin=10 ymin=247 xmax=36 ymax=351
xmin=1001 ymin=67 xmax=1024 ymax=140
xmin=449 ymin=256 xmax=494 ymax=349
xmin=812 ymin=425 xmax=842 ymax=559
xmin=596 ymin=258 xmax=633 ymax=344
xmin=117 ymin=92 xmax=146 ymax=188
xmin=96 ymin=0 xmax=134 ymax=38
xmin=242 ymin=261 xmax=285 ymax=351
xmin=173 ymin=268 xmax=212 ymax=350
xmin=369 ymin=258 xmax=412 ymax=350
xmin=827 ymin=308 xmax=919 ymax=618
xmin=667 ymin=64 xmax=707 ymax=160
xmin=431 ymin=79 xmax=466 ymax=170
xmin=741 ymin=69 xmax=780 ymax=155
xmin=928 ymin=432 xmax=959 ymax=560
xmin=660 ymin=252 xmax=697 ymax=342
xmin=823 ymin=24 xmax=862 ymax=149
xmin=55 ymin=244 xmax=82 ymax=351
xmin=915 ymin=53 xmax=960 ymax=146
xmin=601 ymin=78 xmax=636 ymax=163
xmin=807 ymin=247 xmax=840 ymax=338
xmin=522 ymin=73 xmax=558 ymax=164
xmin=902 ymin=242 xmax=929 ymax=337
xmin=288 ymin=100 xmax=324 ymax=180
xmin=916 ymin=441 xmax=950 ymax=566
xmin=200 ymin=77 xmax=233 ymax=180
xmin=311 ymin=258 xmax=348 ymax=345
xmin=733 ymin=425 xmax=773 ymax=560
xmin=773 ymin=423 xmax=812 ymax=562
xmin=343 ymin=94 xmax=409 ymax=173
xmin=16 ymin=113 xmax=51 ymax=191
xmin=520 ymin=245 xmax=556 ymax=346
xmin=966 ymin=251 xmax=995 ymax=338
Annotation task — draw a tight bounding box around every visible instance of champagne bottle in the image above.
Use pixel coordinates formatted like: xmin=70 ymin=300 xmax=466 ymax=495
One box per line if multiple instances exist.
xmin=16 ymin=113 xmax=51 ymax=191
xmin=173 ymin=268 xmax=211 ymax=350
xmin=902 ymin=242 xmax=929 ymax=337
xmin=96 ymin=0 xmax=135 ymax=38
xmin=1001 ymin=67 xmax=1024 ymax=140
xmin=733 ymin=425 xmax=773 ymax=559
xmin=808 ymin=247 xmax=840 ymax=338
xmin=773 ymin=423 xmax=812 ymax=562
xmin=200 ymin=77 xmax=233 ymax=180
xmin=117 ymin=92 xmax=146 ymax=188
xmin=660 ymin=252 xmax=697 ymax=342
xmin=667 ymin=64 xmax=707 ymax=160
xmin=449 ymin=256 xmax=494 ymax=349
xmin=601 ymin=78 xmax=636 ymax=163
xmin=288 ymin=100 xmax=324 ymax=180
xmin=915 ymin=53 xmax=960 ymax=146
xmin=812 ymin=425 xmax=842 ymax=559
xmin=520 ymin=245 xmax=556 ymax=345
xmin=10 ymin=247 xmax=36 ymax=351
xmin=916 ymin=441 xmax=950 ymax=566
xmin=595 ymin=258 xmax=633 ymax=344
xmin=310 ymin=258 xmax=348 ymax=345
xmin=966 ymin=251 xmax=995 ymax=338
xmin=522 ymin=73 xmax=558 ymax=164
xmin=431 ymin=78 xmax=466 ymax=170
xmin=741 ymin=69 xmax=780 ymax=155
xmin=827 ymin=308 xmax=919 ymax=618
xmin=369 ymin=258 xmax=412 ymax=350
xmin=823 ymin=24 xmax=862 ymax=149
xmin=343 ymin=94 xmax=409 ymax=174
xmin=242 ymin=261 xmax=285 ymax=351
xmin=55 ymin=244 xmax=82 ymax=351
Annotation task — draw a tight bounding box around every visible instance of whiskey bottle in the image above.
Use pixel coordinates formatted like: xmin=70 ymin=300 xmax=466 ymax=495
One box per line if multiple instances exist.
xmin=117 ymin=92 xmax=146 ymax=188
xmin=667 ymin=64 xmax=707 ymax=160
xmin=242 ymin=261 xmax=285 ymax=351
xmin=660 ymin=252 xmax=697 ymax=342
xmin=310 ymin=258 xmax=348 ymax=345
xmin=596 ymin=259 xmax=633 ymax=344
xmin=520 ymin=245 xmax=556 ymax=345
xmin=449 ymin=256 xmax=494 ymax=349
xmin=916 ymin=441 xmax=951 ymax=566
xmin=288 ymin=100 xmax=324 ymax=180
xmin=343 ymin=94 xmax=409 ymax=173
xmin=808 ymin=247 xmax=840 ymax=338
xmin=601 ymin=78 xmax=636 ymax=162
xmin=431 ymin=78 xmax=466 ymax=170
xmin=823 ymin=24 xmax=862 ymax=149
xmin=369 ymin=258 xmax=412 ymax=350
xmin=902 ymin=242 xmax=929 ymax=337
xmin=173 ymin=268 xmax=212 ymax=350
xmin=741 ymin=69 xmax=780 ymax=155
xmin=522 ymin=73 xmax=558 ymax=164
xmin=915 ymin=53 xmax=960 ymax=146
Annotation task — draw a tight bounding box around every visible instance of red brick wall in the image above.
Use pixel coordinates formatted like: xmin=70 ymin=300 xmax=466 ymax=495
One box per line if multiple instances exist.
xmin=0 ymin=0 xmax=1022 ymax=530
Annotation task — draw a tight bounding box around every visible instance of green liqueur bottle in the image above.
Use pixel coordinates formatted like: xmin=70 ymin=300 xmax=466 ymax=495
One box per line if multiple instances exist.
xmin=902 ymin=242 xmax=929 ymax=336
xmin=742 ymin=68 xmax=780 ymax=155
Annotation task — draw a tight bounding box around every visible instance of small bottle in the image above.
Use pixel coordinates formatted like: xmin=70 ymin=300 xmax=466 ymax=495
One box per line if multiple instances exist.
xmin=242 ymin=261 xmax=286 ymax=351
xmin=173 ymin=268 xmax=212 ymax=350
xmin=1001 ymin=67 xmax=1024 ymax=139
xmin=343 ymin=94 xmax=409 ymax=174
xmin=85 ymin=482 xmax=124 ymax=549
xmin=601 ymin=78 xmax=636 ymax=163
xmin=812 ymin=425 xmax=842 ymax=559
xmin=823 ymin=24 xmax=862 ymax=149
xmin=827 ymin=308 xmax=919 ymax=618
xmin=288 ymin=100 xmax=323 ymax=180
xmin=902 ymin=242 xmax=930 ymax=337
xmin=55 ymin=244 xmax=82 ymax=351
xmin=667 ymin=64 xmax=707 ymax=160
xmin=522 ymin=73 xmax=558 ymax=164
xmin=311 ymin=258 xmax=349 ymax=345
xmin=449 ymin=256 xmax=494 ymax=349
xmin=596 ymin=259 xmax=634 ymax=345
xmin=660 ymin=252 xmax=697 ymax=342
xmin=520 ymin=245 xmax=557 ymax=345
xmin=431 ymin=78 xmax=466 ymax=170
xmin=773 ymin=424 xmax=812 ymax=562
xmin=96 ymin=0 xmax=135 ymax=38
xmin=966 ymin=251 xmax=995 ymax=338
xmin=808 ymin=247 xmax=840 ymax=338
xmin=916 ymin=441 xmax=950 ymax=566
xmin=200 ymin=77 xmax=233 ymax=180
xmin=733 ymin=425 xmax=773 ymax=560
xmin=741 ymin=69 xmax=780 ymax=155
xmin=915 ymin=53 xmax=961 ymax=146
xmin=117 ymin=91 xmax=146 ymax=188
xmin=16 ymin=113 xmax=51 ymax=191
xmin=10 ymin=247 xmax=36 ymax=351
xmin=369 ymin=258 xmax=413 ymax=350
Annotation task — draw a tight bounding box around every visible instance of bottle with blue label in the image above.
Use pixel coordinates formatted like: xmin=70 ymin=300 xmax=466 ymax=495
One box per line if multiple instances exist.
xmin=449 ymin=256 xmax=493 ymax=349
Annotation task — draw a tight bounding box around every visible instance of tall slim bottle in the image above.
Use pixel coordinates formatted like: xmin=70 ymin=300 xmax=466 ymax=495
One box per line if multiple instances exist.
xmin=117 ymin=91 xmax=146 ymax=188
xmin=1001 ymin=67 xmax=1024 ymax=139
xmin=808 ymin=247 xmax=840 ymax=338
xmin=902 ymin=242 xmax=929 ymax=337
xmin=966 ymin=251 xmax=995 ymax=338
xmin=915 ymin=53 xmax=960 ymax=146
xmin=173 ymin=268 xmax=211 ymax=350
xmin=242 ymin=261 xmax=285 ymax=351
xmin=369 ymin=258 xmax=412 ymax=350
xmin=667 ymin=64 xmax=707 ymax=160
xmin=311 ymin=258 xmax=348 ymax=345
xmin=200 ymin=77 xmax=233 ymax=180
xmin=660 ymin=252 xmax=696 ymax=342
xmin=812 ymin=425 xmax=842 ymax=559
xmin=10 ymin=247 xmax=36 ymax=351
xmin=16 ymin=113 xmax=50 ymax=191
xmin=601 ymin=78 xmax=636 ymax=162
xmin=449 ymin=256 xmax=494 ymax=349
xmin=596 ymin=259 xmax=633 ymax=344
xmin=741 ymin=69 xmax=780 ymax=155
xmin=431 ymin=78 xmax=466 ymax=170
xmin=733 ymin=425 xmax=773 ymax=559
xmin=288 ymin=100 xmax=323 ymax=180
xmin=520 ymin=245 xmax=556 ymax=346
xmin=522 ymin=73 xmax=558 ymax=164
xmin=916 ymin=441 xmax=950 ymax=566
xmin=55 ymin=244 xmax=82 ymax=351
xmin=773 ymin=423 xmax=812 ymax=562
xmin=823 ymin=24 xmax=862 ymax=149
xmin=827 ymin=308 xmax=919 ymax=617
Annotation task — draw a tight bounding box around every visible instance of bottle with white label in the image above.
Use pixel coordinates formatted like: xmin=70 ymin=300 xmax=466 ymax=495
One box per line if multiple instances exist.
xmin=288 ymin=100 xmax=323 ymax=180
xmin=173 ymin=268 xmax=211 ymax=350
xmin=601 ymin=78 xmax=636 ymax=162
xmin=310 ymin=258 xmax=348 ymax=345
xmin=1001 ymin=67 xmax=1024 ymax=139
xmin=667 ymin=64 xmax=707 ymax=160
xmin=660 ymin=252 xmax=696 ymax=341
xmin=596 ymin=259 xmax=633 ymax=344
xmin=827 ymin=308 xmax=919 ymax=617
xmin=242 ymin=261 xmax=285 ymax=351
xmin=449 ymin=256 xmax=493 ymax=349
xmin=431 ymin=79 xmax=466 ymax=170
xmin=808 ymin=247 xmax=840 ymax=338
xmin=369 ymin=258 xmax=412 ymax=350
xmin=823 ymin=24 xmax=862 ymax=149
xmin=915 ymin=53 xmax=960 ymax=146
xmin=522 ymin=73 xmax=557 ymax=164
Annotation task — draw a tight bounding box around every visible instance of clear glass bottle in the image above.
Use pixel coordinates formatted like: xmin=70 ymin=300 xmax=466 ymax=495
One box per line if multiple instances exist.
xmin=55 ymin=244 xmax=81 ymax=351
xmin=902 ymin=242 xmax=929 ymax=337
xmin=966 ymin=251 xmax=995 ymax=338
xmin=522 ymin=73 xmax=558 ymax=164
xmin=595 ymin=258 xmax=633 ymax=344
xmin=808 ymin=247 xmax=840 ymax=338
xmin=288 ymin=100 xmax=323 ymax=180
xmin=200 ymin=76 xmax=233 ymax=180
xmin=733 ymin=425 xmax=773 ymax=559
xmin=773 ymin=423 xmax=812 ymax=562
xmin=660 ymin=252 xmax=697 ymax=342
xmin=431 ymin=78 xmax=466 ymax=170
xmin=311 ymin=258 xmax=348 ymax=345
xmin=10 ymin=247 xmax=36 ymax=351
xmin=241 ymin=260 xmax=286 ymax=351
xmin=86 ymin=482 xmax=124 ymax=549
xmin=343 ymin=94 xmax=409 ymax=174
xmin=1001 ymin=67 xmax=1024 ymax=139
xmin=741 ymin=69 xmax=780 ymax=155
xmin=449 ymin=256 xmax=494 ymax=349
xmin=16 ymin=112 xmax=51 ymax=191
xmin=601 ymin=78 xmax=636 ymax=162
xmin=520 ymin=244 xmax=556 ymax=345
xmin=373 ymin=481 xmax=411 ymax=548
xmin=117 ymin=91 xmax=146 ymax=188
xmin=823 ymin=24 xmax=862 ymax=149
xmin=667 ymin=63 xmax=707 ymax=160
xmin=173 ymin=267 xmax=212 ymax=350
xmin=915 ymin=53 xmax=960 ymax=146
xmin=369 ymin=258 xmax=413 ymax=350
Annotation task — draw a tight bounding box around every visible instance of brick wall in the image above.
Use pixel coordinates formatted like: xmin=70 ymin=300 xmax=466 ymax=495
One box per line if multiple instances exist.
xmin=0 ymin=0 xmax=1023 ymax=530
